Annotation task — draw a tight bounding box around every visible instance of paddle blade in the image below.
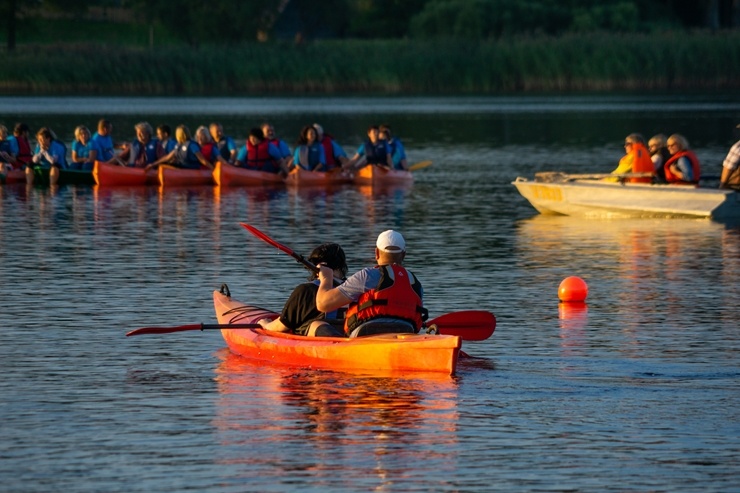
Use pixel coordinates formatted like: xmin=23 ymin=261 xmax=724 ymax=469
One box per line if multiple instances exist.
xmin=429 ymin=310 xmax=496 ymax=341
xmin=409 ymin=160 xmax=433 ymax=172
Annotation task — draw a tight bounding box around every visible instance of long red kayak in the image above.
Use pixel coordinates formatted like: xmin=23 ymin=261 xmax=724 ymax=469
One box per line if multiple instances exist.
xmin=213 ymin=289 xmax=462 ymax=374
xmin=158 ymin=166 xmax=215 ymax=186
xmin=213 ymin=162 xmax=284 ymax=187
xmin=93 ymin=161 xmax=158 ymax=186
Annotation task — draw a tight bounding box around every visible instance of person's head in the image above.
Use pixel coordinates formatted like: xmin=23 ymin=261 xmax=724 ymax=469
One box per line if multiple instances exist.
xmin=379 ymin=129 xmax=389 ymax=141
xmin=195 ymin=126 xmax=211 ymax=145
xmin=379 ymin=124 xmax=392 ymax=138
xmin=134 ymin=122 xmax=153 ymax=143
xmin=175 ymin=125 xmax=192 ymax=144
xmin=248 ymin=127 xmax=264 ymax=145
xmin=367 ymin=125 xmax=380 ymax=143
xmin=375 ymin=229 xmax=406 ymax=265
xmin=156 ymin=124 xmax=171 ymax=141
xmin=300 ymin=125 xmax=317 ymax=145
xmin=261 ymin=123 xmax=276 ymax=140
xmin=667 ymin=134 xmax=688 ymax=154
xmin=312 ymin=123 xmax=324 ymax=139
xmin=209 ymin=123 xmax=223 ymax=142
xmin=623 ymin=133 xmax=645 ymax=152
xmin=0 ymin=125 xmax=7 ymax=140
xmin=307 ymin=243 xmax=348 ymax=280
xmin=74 ymin=125 xmax=90 ymax=143
xmin=13 ymin=122 xmax=29 ymax=138
xmin=648 ymin=134 xmax=667 ymax=155
xmin=36 ymin=127 xmax=53 ymax=149
xmin=733 ymin=123 xmax=740 ymax=141
xmin=97 ymin=119 xmax=112 ymax=136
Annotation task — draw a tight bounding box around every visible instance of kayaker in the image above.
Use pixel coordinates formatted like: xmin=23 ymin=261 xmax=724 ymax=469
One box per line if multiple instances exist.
xmin=291 ymin=125 xmax=327 ymax=171
xmin=28 ymin=127 xmax=68 ymax=186
xmin=719 ymin=124 xmax=740 ymax=190
xmin=313 ymin=123 xmax=350 ymax=170
xmin=258 ymin=243 xmax=349 ymax=337
xmin=209 ymin=122 xmax=238 ymax=165
xmin=0 ymin=124 xmax=17 ymax=173
xmin=195 ymin=126 xmax=229 ymax=168
xmin=648 ymin=134 xmax=671 ymax=184
xmin=156 ymin=125 xmax=177 ymax=155
xmin=147 ymin=125 xmax=214 ymax=171
xmin=261 ymin=122 xmax=292 ymax=162
xmin=609 ymin=133 xmax=653 ymax=183
xmin=112 ymin=122 xmax=161 ymax=168
xmin=316 ymin=230 xmax=426 ymax=338
xmin=379 ymin=124 xmax=409 ymax=170
xmin=69 ymin=125 xmax=102 ymax=171
xmin=91 ymin=119 xmax=116 ymax=162
xmin=11 ymin=123 xmax=33 ymax=169
xmin=349 ymin=124 xmax=394 ymax=171
xmin=664 ymin=133 xmax=701 ymax=184
xmin=235 ymin=127 xmax=285 ymax=173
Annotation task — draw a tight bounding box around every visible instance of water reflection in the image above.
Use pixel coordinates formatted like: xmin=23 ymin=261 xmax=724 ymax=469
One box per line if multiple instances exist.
xmin=212 ymin=351 xmax=460 ymax=490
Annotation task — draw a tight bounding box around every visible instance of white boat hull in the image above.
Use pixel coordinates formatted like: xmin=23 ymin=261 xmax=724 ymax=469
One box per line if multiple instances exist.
xmin=512 ymin=177 xmax=740 ymax=219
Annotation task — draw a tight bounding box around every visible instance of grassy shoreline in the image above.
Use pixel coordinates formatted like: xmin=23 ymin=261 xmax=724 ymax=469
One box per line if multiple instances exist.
xmin=1 ymin=31 xmax=739 ymax=95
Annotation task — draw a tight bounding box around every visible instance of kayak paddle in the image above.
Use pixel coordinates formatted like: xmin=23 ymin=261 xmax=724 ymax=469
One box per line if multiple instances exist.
xmin=126 ymin=311 xmax=494 ymax=340
xmin=409 ymin=160 xmax=432 ymax=171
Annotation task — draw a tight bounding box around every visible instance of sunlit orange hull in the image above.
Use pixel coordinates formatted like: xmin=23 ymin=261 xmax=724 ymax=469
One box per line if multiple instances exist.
xmin=158 ymin=166 xmax=214 ymax=186
xmin=93 ymin=161 xmax=158 ymax=186
xmin=213 ymin=162 xmax=284 ymax=187
xmin=213 ymin=290 xmax=461 ymax=374
xmin=354 ymin=165 xmax=414 ymax=186
xmin=284 ymin=167 xmax=353 ymax=186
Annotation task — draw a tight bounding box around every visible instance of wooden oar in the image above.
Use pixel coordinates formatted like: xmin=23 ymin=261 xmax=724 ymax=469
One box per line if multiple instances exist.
xmin=409 ymin=160 xmax=432 ymax=171
xmin=535 ymin=171 xmax=653 ymax=182
xmin=126 ymin=311 xmax=494 ymax=340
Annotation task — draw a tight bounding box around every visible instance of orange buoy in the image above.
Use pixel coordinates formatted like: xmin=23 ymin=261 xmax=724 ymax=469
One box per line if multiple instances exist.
xmin=558 ymin=276 xmax=588 ymax=302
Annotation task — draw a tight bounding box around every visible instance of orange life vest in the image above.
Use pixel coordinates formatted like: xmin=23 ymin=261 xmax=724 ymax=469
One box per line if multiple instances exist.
xmin=344 ymin=264 xmax=424 ymax=335
xmin=664 ymin=150 xmax=701 ymax=184
xmin=626 ymin=142 xmax=654 ymax=183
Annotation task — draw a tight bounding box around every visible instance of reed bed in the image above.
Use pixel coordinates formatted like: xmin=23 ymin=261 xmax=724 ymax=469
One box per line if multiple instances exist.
xmin=1 ymin=31 xmax=738 ymax=95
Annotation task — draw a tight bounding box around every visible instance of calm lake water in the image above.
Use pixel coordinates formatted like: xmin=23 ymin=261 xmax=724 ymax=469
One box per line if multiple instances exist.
xmin=1 ymin=95 xmax=739 ymax=492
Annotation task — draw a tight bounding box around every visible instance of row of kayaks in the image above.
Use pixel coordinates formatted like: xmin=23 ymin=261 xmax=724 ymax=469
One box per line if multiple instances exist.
xmin=1 ymin=161 xmax=415 ymax=188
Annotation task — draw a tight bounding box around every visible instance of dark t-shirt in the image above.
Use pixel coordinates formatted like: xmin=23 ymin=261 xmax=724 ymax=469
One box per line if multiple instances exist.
xmin=278 ymin=283 xmax=324 ymax=336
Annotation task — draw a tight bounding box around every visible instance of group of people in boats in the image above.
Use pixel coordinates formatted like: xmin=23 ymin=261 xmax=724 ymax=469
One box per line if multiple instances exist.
xmin=0 ymin=119 xmax=410 ymax=186
xmin=259 ymin=230 xmax=425 ymax=338
xmin=610 ymin=128 xmax=740 ymax=190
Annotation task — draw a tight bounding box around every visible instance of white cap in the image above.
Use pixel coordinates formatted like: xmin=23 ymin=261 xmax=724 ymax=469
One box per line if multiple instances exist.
xmin=376 ymin=230 xmax=406 ymax=253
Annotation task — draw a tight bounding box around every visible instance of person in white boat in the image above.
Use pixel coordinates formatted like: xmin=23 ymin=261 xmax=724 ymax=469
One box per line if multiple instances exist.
xmin=664 ymin=134 xmax=701 ymax=184
xmin=719 ymin=124 xmax=740 ymax=190
xmin=648 ymin=134 xmax=671 ymax=183
xmin=609 ymin=133 xmax=653 ymax=183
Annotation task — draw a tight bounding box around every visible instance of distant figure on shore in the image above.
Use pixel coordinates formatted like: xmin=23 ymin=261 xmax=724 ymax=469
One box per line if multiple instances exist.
xmin=648 ymin=134 xmax=671 ymax=183
xmin=379 ymin=124 xmax=408 ymax=170
xmin=719 ymin=124 xmax=740 ymax=190
xmin=610 ymin=133 xmax=653 ymax=183
xmin=664 ymin=134 xmax=701 ymax=184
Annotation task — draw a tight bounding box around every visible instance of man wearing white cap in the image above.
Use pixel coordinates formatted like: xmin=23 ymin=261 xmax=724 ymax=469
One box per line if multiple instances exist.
xmin=316 ymin=230 xmax=425 ymax=337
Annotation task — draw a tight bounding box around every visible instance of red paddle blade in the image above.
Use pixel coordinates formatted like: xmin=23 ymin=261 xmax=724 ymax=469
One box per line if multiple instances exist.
xmin=429 ymin=310 xmax=496 ymax=341
xmin=241 ymin=223 xmax=296 ymax=257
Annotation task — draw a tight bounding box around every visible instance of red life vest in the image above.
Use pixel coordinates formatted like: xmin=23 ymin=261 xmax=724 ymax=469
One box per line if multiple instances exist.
xmin=319 ymin=135 xmax=339 ymax=170
xmin=664 ymin=150 xmax=701 ymax=184
xmin=16 ymin=136 xmax=32 ymax=166
xmin=200 ymin=142 xmax=216 ymax=163
xmin=247 ymin=140 xmax=274 ymax=170
xmin=343 ymin=264 xmax=424 ymax=335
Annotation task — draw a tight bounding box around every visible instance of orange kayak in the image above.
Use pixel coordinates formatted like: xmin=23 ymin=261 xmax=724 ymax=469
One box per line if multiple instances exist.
xmin=1 ymin=168 xmax=25 ymax=184
xmin=93 ymin=161 xmax=158 ymax=186
xmin=213 ymin=289 xmax=461 ymax=374
xmin=213 ymin=162 xmax=285 ymax=187
xmin=354 ymin=165 xmax=414 ymax=186
xmin=158 ymin=166 xmax=214 ymax=187
xmin=284 ymin=167 xmax=353 ymax=187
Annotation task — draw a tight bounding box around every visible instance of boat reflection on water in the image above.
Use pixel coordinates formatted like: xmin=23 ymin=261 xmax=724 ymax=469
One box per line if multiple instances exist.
xmin=212 ymin=350 xmax=460 ymax=488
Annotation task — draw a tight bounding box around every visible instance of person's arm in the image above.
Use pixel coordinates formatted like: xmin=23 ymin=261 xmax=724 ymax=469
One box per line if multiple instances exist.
xmin=316 ymin=265 xmax=352 ymax=313
xmin=259 ymin=318 xmax=290 ymax=332
xmin=147 ymin=149 xmax=175 ymax=169
xmin=195 ymin=151 xmax=214 ymax=170
xmin=673 ymin=156 xmax=694 ymax=181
